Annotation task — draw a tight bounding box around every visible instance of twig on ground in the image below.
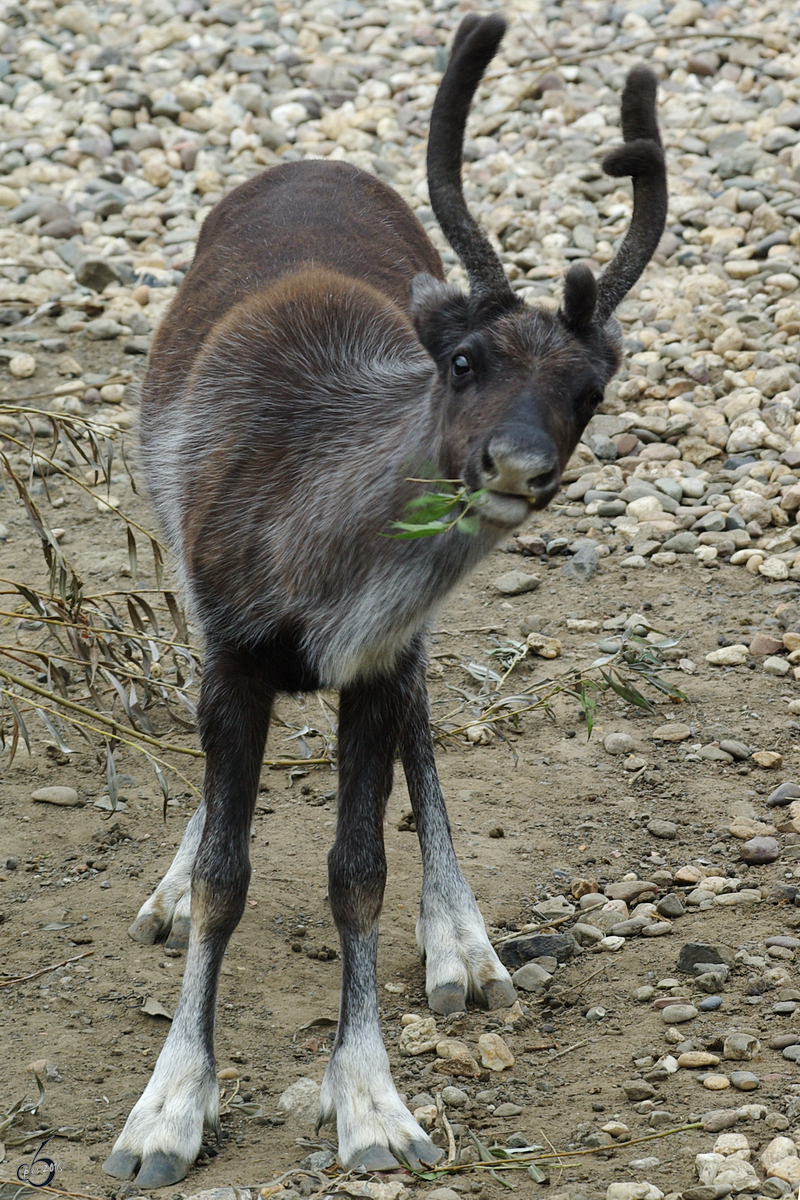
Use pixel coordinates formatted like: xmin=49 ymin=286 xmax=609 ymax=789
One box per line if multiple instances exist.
xmin=0 ymin=1182 xmax=106 ymax=1200
xmin=436 ymin=1092 xmax=458 ymax=1165
xmin=0 ymin=951 xmax=94 ymax=988
xmin=549 ymin=1038 xmax=591 ymax=1061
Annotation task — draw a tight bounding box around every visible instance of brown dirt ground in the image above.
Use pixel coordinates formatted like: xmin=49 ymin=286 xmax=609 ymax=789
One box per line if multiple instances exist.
xmin=3 ymin=334 xmax=800 ymax=1200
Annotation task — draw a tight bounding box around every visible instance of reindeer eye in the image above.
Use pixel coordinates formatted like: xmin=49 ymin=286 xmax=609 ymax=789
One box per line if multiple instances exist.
xmin=452 ymin=354 xmax=471 ymax=378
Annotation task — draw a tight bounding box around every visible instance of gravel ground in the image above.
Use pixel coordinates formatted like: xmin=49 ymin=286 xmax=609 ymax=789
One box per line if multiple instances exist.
xmin=4 ymin=0 xmax=800 ymax=1198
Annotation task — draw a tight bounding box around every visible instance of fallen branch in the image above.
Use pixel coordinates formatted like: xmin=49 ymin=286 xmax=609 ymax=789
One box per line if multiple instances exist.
xmin=549 ymin=1037 xmax=591 ymax=1061
xmin=0 ymin=950 xmax=94 ymax=988
xmin=0 ymin=1182 xmax=115 ymax=1200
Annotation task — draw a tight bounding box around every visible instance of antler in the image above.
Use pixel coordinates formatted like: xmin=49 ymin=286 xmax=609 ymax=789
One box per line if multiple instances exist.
xmin=427 ymin=14 xmax=517 ymax=308
xmin=594 ymin=65 xmax=668 ymax=325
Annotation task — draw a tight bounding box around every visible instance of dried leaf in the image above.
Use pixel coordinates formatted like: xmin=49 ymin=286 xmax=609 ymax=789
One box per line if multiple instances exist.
xmin=164 ymin=591 xmax=188 ymax=645
xmin=151 ymin=538 xmax=163 ymax=589
xmin=105 ymin=742 xmax=119 ymax=811
xmin=141 ymin=996 xmax=172 ymax=1020
xmin=126 ymin=526 xmax=137 ymax=581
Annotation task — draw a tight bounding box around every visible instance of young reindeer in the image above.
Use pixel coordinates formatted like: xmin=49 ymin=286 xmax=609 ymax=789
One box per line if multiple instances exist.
xmin=103 ymin=13 xmax=667 ymax=1188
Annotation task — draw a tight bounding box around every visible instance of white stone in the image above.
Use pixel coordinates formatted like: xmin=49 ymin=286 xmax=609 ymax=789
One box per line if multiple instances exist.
xmin=626 ymin=495 xmax=664 ymax=520
xmin=606 ymin=1184 xmax=664 ymax=1200
xmin=767 ymin=1156 xmax=800 ymax=1184
xmin=398 ymin=1016 xmax=439 ymax=1056
xmin=763 ymin=655 xmax=790 ymax=675
xmin=713 ymin=1131 xmax=750 ymax=1155
xmin=276 ymin=1077 xmax=321 ymax=1123
xmin=666 ymin=0 xmax=703 ymax=24
xmin=759 ymin=557 xmax=790 ymax=581
xmin=706 ymin=644 xmax=748 ymax=666
xmin=761 ymin=1136 xmax=798 ymax=1171
xmin=9 ymin=353 xmax=36 ymax=378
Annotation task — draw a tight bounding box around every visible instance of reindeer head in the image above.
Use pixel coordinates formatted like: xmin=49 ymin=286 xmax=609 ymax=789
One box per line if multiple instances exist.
xmin=411 ymin=14 xmax=668 ymax=530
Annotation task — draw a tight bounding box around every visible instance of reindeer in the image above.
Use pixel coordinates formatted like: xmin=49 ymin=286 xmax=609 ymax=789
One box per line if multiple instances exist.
xmin=102 ymin=13 xmax=667 ymax=1187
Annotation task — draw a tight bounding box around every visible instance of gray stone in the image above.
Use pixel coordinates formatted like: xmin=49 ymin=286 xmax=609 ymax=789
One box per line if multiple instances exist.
xmin=718 ymin=740 xmax=750 ymax=760
xmin=702 ymin=1108 xmax=739 ymax=1132
xmin=647 ymin=819 xmax=678 ymax=839
xmin=497 ymin=932 xmax=577 ymax=970
xmin=596 ymin=499 xmax=627 ymax=517
xmin=276 ymin=1077 xmax=321 ymax=1123
xmin=693 ymin=963 xmax=729 ymax=981
xmin=661 ymin=1003 xmax=697 ymax=1023
xmin=729 ymin=1070 xmax=759 ymax=1090
xmin=75 ymin=257 xmax=121 ymax=291
xmin=493 ymin=1102 xmax=523 ymax=1117
xmin=662 ymin=531 xmax=699 ymax=553
xmin=31 ymin=786 xmax=81 ymax=806
xmin=610 ymin=917 xmax=650 ymax=937
xmin=183 ymin=1190 xmax=252 ymax=1200
xmin=723 ymin=1032 xmax=760 ymax=1061
xmin=440 ymin=1086 xmax=468 ymax=1108
xmin=677 ymin=943 xmax=735 ymax=973
xmin=605 ymin=880 xmax=657 ymax=903
xmin=493 ymin=570 xmax=540 ymax=595
xmin=697 ymin=745 xmax=734 ymax=763
xmin=740 ymin=835 xmax=780 ymax=864
xmin=768 ymin=781 xmax=800 ymax=807
xmin=511 ymin=961 xmax=552 ymax=991
xmin=656 ymin=893 xmax=685 ymax=918
xmin=85 ymin=318 xmax=129 ymax=340
xmin=622 ymin=1079 xmax=656 ymax=1101
xmin=620 ymin=480 xmax=679 ymax=513
xmin=561 ymin=542 xmax=600 ymax=581
xmin=604 ymin=732 xmax=635 ymax=755
xmin=693 ymin=511 xmax=727 ymax=533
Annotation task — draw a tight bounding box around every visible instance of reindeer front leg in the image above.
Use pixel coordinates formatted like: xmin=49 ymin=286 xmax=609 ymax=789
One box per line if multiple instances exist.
xmin=400 ymin=637 xmax=516 ymax=1016
xmin=319 ymin=656 xmax=442 ymax=1171
xmin=104 ymin=644 xmax=273 ymax=1188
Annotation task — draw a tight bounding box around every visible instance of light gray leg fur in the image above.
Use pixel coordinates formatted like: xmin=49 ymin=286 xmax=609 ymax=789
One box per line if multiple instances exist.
xmin=103 ymin=918 xmax=220 ymax=1188
xmin=400 ymin=644 xmax=516 ymax=1015
xmin=128 ymin=802 xmax=205 ymax=949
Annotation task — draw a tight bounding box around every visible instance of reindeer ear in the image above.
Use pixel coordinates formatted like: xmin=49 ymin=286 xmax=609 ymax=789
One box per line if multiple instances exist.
xmin=409 ymin=273 xmax=471 ymax=362
xmin=561 ymin=262 xmax=597 ymax=333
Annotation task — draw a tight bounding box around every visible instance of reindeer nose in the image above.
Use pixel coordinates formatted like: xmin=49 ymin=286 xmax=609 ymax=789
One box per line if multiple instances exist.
xmin=481 ymin=440 xmax=561 ymax=500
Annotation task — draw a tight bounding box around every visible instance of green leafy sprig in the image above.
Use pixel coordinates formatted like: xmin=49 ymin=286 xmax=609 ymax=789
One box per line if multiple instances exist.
xmin=386 ymin=478 xmax=487 ymax=539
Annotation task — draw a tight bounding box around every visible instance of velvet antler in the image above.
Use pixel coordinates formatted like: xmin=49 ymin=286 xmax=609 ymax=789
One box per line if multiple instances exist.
xmin=427 ymin=14 xmax=518 ymax=308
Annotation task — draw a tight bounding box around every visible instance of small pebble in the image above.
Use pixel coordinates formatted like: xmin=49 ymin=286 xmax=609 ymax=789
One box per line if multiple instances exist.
xmin=661 ymin=1003 xmax=698 ymax=1024
xmin=740 ymin=836 xmax=781 ymax=864
xmin=31 ymin=786 xmax=81 ymax=807
xmin=9 ymin=353 xmax=36 ymax=378
xmin=477 ymin=1032 xmax=514 ymax=1072
xmin=729 ymin=1071 xmax=759 ymax=1091
xmin=604 ymin=732 xmax=635 ymax=755
xmin=493 ymin=571 xmax=540 ymax=595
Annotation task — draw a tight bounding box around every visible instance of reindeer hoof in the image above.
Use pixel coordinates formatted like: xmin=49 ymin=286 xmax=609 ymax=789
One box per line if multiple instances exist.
xmin=348 ymin=1145 xmax=401 ymax=1171
xmin=404 ymin=1140 xmax=444 ymax=1171
xmin=166 ymin=916 xmax=191 ymax=950
xmin=102 ymin=1149 xmax=141 ymax=1180
xmin=428 ymin=983 xmax=466 ymax=1015
xmin=483 ymin=978 xmax=517 ymax=1010
xmin=135 ymin=1151 xmax=194 ymax=1189
xmin=128 ymin=913 xmax=164 ymax=945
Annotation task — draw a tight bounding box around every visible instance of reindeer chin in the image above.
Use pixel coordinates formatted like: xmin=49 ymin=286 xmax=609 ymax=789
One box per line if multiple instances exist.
xmin=475 ymin=491 xmax=534 ymax=528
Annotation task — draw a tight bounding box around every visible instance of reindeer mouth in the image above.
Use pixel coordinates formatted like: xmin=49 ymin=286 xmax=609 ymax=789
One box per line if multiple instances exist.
xmin=475 ymin=490 xmax=535 ymax=528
